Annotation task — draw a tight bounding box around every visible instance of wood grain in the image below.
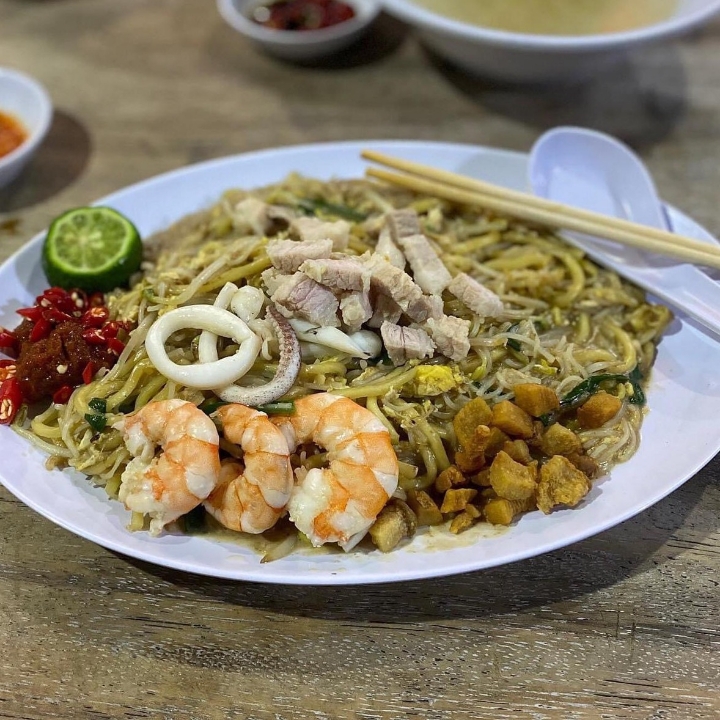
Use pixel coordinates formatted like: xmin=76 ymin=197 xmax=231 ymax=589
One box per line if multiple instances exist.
xmin=0 ymin=2 xmax=718 ymax=718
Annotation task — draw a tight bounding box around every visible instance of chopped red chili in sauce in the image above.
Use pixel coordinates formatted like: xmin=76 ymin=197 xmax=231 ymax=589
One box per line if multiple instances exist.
xmin=0 ymin=378 xmax=23 ymax=425
xmin=0 ymin=287 xmax=133 ymax=423
xmin=252 ymin=0 xmax=355 ymax=31
xmin=0 ymin=111 xmax=27 ymax=159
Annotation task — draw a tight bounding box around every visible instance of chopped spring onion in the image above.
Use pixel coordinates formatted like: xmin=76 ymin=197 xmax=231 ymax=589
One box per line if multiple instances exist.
xmin=540 ymin=366 xmax=645 ymax=425
xmin=182 ymin=506 xmax=208 ymax=534
xmin=505 ymin=323 xmax=523 ymax=352
xmin=88 ymin=397 xmax=107 ymax=413
xmin=85 ymin=413 xmax=107 ymax=433
xmin=200 ymin=398 xmax=296 ymax=416
xmin=255 ymin=401 xmax=296 ymax=416
xmin=297 ymin=198 xmax=367 ymax=222
xmin=85 ymin=397 xmax=108 ymax=432
xmin=199 ymin=399 xmax=229 ymax=416
xmin=560 ymin=368 xmax=645 ymax=408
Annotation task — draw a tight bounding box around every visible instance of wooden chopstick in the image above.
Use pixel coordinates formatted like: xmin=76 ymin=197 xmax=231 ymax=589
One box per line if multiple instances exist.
xmin=362 ymin=150 xmax=720 ymax=271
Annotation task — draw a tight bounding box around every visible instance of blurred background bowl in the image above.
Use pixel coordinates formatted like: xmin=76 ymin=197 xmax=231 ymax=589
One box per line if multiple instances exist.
xmin=382 ymin=0 xmax=720 ymax=83
xmin=0 ymin=67 xmax=53 ymax=187
xmin=217 ymin=0 xmax=381 ymax=61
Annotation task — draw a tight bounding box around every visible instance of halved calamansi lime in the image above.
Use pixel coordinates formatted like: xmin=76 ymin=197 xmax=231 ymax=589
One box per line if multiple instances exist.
xmin=42 ymin=207 xmax=143 ymax=292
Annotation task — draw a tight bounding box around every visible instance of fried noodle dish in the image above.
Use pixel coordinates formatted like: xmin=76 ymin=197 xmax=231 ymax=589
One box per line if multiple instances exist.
xmin=7 ymin=175 xmax=673 ymax=558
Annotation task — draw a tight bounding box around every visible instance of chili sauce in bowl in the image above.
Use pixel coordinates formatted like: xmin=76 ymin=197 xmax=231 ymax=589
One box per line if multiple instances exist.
xmin=251 ymin=0 xmax=356 ymax=31
xmin=0 ymin=68 xmax=53 ymax=187
xmin=217 ymin=0 xmax=380 ymax=61
xmin=0 ymin=111 xmax=28 ymax=160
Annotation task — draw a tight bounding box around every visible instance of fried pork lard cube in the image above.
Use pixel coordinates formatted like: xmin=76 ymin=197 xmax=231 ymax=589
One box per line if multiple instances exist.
xmin=537 ymin=455 xmax=591 ymax=514
xmin=539 ymin=423 xmax=583 ymax=457
xmin=489 ymin=450 xmax=537 ymax=501
xmin=577 ymin=391 xmax=622 ymax=429
xmin=512 ymin=383 xmax=560 ymax=417
xmin=491 ymin=400 xmax=534 ymax=439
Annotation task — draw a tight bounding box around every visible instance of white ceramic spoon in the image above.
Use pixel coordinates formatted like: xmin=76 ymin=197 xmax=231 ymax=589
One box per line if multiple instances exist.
xmin=528 ymin=126 xmax=720 ymax=338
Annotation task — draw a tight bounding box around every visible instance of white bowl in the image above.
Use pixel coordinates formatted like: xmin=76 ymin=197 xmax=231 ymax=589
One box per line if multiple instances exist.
xmin=382 ymin=0 xmax=720 ymax=83
xmin=0 ymin=67 xmax=53 ymax=187
xmin=217 ymin=0 xmax=381 ymax=61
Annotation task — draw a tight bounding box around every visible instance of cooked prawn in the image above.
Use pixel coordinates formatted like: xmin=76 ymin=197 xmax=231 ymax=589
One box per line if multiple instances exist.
xmin=203 ymin=404 xmax=293 ymax=534
xmin=114 ymin=399 xmax=222 ymax=536
xmin=273 ymin=393 xmax=399 ymax=550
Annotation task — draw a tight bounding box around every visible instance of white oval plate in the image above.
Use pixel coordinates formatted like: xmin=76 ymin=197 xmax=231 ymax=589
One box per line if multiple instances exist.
xmin=1 ymin=140 xmax=719 ymax=585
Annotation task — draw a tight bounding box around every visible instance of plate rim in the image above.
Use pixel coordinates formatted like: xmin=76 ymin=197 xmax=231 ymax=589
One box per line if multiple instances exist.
xmin=1 ymin=138 xmax=718 ymax=585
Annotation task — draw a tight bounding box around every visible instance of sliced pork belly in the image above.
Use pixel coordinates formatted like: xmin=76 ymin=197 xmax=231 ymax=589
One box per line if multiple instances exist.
xmin=265 ymin=204 xmax=297 ymax=228
xmin=375 ymin=226 xmax=406 ymax=270
xmin=266 ymin=238 xmax=334 ymax=274
xmin=340 ymin=291 xmax=373 ymax=332
xmin=410 ymin=294 xmax=444 ymax=323
xmin=380 ymin=322 xmax=436 ymax=366
xmin=290 ymin=216 xmax=350 ymax=251
xmin=364 ymin=254 xmax=441 ymax=323
xmin=271 ymin=272 xmax=340 ymax=327
xmin=396 ymin=233 xmax=452 ymax=296
xmin=300 ymin=257 xmax=370 ymax=293
xmin=448 ymin=273 xmax=504 ymax=319
xmin=425 ymin=315 xmax=471 ymax=362
xmin=233 ymin=197 xmax=272 ymax=236
xmin=367 ymin=293 xmax=403 ymax=329
xmin=386 ymin=209 xmax=422 ymax=240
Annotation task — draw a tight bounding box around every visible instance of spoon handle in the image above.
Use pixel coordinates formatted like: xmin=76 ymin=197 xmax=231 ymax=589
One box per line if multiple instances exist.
xmin=564 ymin=232 xmax=720 ymax=338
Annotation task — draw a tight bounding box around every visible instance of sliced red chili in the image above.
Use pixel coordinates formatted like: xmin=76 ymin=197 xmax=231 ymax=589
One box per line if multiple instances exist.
xmin=43 ymin=288 xmax=78 ymax=315
xmin=16 ymin=306 xmax=44 ymax=322
xmin=39 ymin=287 xmax=68 ymax=303
xmin=111 ymin=320 xmax=133 ymax=338
xmin=106 ymin=337 xmax=125 ymax=355
xmin=82 ymin=328 xmax=106 ymax=345
xmin=81 ymin=306 xmax=110 ymax=328
xmin=43 ymin=307 xmax=74 ymax=325
xmin=0 ymin=362 xmax=16 ymax=382
xmin=58 ymin=297 xmax=79 ymax=314
xmin=70 ymin=290 xmax=88 ymax=311
xmin=82 ymin=361 xmax=96 ymax=385
xmin=0 ymin=377 xmax=23 ymax=425
xmin=52 ymin=385 xmax=73 ymax=405
xmin=88 ymin=292 xmax=106 ymax=308
xmin=29 ymin=317 xmax=52 ymax=342
xmin=0 ymin=328 xmax=18 ymax=357
xmin=100 ymin=320 xmax=120 ymax=339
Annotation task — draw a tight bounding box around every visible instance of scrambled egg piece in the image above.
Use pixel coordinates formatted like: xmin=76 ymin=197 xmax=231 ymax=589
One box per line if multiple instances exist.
xmin=412 ymin=365 xmax=462 ymax=396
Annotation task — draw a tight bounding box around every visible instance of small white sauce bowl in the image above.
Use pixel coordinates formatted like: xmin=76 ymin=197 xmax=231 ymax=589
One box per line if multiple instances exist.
xmin=217 ymin=0 xmax=381 ymax=61
xmin=382 ymin=0 xmax=720 ymax=83
xmin=0 ymin=67 xmax=53 ymax=188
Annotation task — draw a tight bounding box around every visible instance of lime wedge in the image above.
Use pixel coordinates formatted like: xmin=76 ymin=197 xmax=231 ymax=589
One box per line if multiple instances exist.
xmin=42 ymin=207 xmax=143 ymax=292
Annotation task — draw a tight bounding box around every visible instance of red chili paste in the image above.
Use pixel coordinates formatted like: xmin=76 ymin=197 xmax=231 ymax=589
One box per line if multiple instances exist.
xmin=0 ymin=111 xmax=27 ymax=159
xmin=252 ymin=0 xmax=356 ymax=31
xmin=0 ymin=287 xmax=132 ymax=424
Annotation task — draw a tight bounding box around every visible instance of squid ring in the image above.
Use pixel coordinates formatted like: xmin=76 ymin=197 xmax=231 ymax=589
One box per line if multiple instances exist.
xmin=197 ymin=282 xmax=242 ymax=364
xmin=198 ymin=283 xmax=265 ymax=364
xmin=145 ymin=305 xmax=262 ymax=389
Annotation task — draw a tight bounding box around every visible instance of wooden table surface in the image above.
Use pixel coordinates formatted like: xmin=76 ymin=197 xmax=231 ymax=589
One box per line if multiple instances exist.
xmin=1 ymin=2 xmax=719 ymax=718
